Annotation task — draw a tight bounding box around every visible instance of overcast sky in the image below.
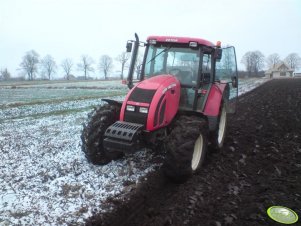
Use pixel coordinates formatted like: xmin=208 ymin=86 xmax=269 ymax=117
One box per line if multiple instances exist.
xmin=1 ymin=0 xmax=301 ymax=78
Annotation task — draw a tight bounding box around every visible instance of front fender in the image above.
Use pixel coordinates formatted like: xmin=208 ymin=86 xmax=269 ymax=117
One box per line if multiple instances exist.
xmin=101 ymin=99 xmax=123 ymax=107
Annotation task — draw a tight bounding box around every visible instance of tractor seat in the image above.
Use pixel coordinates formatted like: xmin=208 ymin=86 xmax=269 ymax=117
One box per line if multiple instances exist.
xmin=177 ymin=70 xmax=193 ymax=86
xmin=178 ymin=71 xmax=194 ymax=108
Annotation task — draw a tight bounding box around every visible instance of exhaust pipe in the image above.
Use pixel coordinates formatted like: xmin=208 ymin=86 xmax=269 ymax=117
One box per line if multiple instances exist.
xmin=127 ymin=33 xmax=139 ymax=89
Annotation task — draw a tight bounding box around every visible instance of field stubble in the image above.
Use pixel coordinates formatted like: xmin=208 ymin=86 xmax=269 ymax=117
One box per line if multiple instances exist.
xmin=0 ymin=78 xmax=268 ymax=225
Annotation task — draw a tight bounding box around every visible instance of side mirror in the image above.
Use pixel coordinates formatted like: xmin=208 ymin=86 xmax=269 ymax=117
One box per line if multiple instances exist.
xmin=126 ymin=42 xmax=133 ymax=52
xmin=214 ymin=48 xmax=222 ymax=60
xmin=231 ymin=76 xmax=238 ymax=88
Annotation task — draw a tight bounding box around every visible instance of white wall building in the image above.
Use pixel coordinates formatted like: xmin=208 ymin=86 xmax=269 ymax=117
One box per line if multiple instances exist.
xmin=265 ymin=62 xmax=294 ymax=78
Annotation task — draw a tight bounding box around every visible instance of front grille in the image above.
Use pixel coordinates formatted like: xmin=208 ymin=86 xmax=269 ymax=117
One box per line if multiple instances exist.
xmin=128 ymin=87 xmax=156 ymax=103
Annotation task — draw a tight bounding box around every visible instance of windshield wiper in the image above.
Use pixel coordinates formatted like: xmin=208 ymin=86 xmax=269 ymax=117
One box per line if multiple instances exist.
xmin=147 ymin=46 xmax=171 ymax=64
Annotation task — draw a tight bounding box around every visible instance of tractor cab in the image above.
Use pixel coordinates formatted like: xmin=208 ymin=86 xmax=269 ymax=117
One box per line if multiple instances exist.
xmin=127 ymin=34 xmax=238 ymax=115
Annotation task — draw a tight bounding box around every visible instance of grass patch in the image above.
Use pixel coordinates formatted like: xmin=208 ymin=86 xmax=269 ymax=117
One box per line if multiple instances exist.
xmin=0 ymin=105 xmax=97 ymax=123
xmin=0 ymin=90 xmax=126 ymax=109
xmin=10 ymin=211 xmax=32 ymax=219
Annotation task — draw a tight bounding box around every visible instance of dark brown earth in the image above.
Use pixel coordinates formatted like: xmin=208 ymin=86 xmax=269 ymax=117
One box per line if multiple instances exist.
xmin=85 ymin=78 xmax=301 ymax=226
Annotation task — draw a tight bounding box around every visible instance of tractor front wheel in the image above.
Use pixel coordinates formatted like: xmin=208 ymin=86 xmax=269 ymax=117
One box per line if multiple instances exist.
xmin=163 ymin=115 xmax=208 ymax=183
xmin=81 ymin=103 xmax=123 ymax=165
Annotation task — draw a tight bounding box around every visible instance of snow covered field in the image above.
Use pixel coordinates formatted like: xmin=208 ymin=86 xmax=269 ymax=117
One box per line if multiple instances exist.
xmin=0 ymin=78 xmax=268 ymax=225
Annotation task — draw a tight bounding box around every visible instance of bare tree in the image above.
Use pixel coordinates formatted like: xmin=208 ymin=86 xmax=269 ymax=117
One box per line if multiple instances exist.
xmin=77 ymin=55 xmax=94 ymax=80
xmin=19 ymin=50 xmax=39 ymax=80
xmin=266 ymin=53 xmax=281 ymax=69
xmin=61 ymin=58 xmax=73 ymax=80
xmin=0 ymin=68 xmax=11 ymax=81
xmin=99 ymin=55 xmax=113 ymax=80
xmin=116 ymin=52 xmax=130 ymax=79
xmin=40 ymin=55 xmax=57 ymax=80
xmin=252 ymin=51 xmax=265 ymax=75
xmin=284 ymin=53 xmax=301 ymax=70
xmin=241 ymin=51 xmax=265 ymax=76
xmin=241 ymin=51 xmax=253 ymax=77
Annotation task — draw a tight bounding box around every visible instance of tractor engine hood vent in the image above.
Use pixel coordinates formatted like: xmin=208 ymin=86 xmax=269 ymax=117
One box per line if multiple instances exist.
xmin=128 ymin=87 xmax=156 ymax=104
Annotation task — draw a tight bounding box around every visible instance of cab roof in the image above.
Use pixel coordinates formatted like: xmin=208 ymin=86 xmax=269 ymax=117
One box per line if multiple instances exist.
xmin=147 ymin=35 xmax=215 ymax=47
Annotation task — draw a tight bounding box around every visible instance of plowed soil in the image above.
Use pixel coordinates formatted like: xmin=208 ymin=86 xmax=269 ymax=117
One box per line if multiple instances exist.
xmin=85 ymin=78 xmax=301 ymax=226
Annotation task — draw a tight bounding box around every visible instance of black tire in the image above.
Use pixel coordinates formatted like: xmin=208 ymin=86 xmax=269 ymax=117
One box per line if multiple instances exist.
xmin=210 ymin=101 xmax=227 ymax=149
xmin=81 ymin=103 xmax=123 ymax=165
xmin=163 ymin=115 xmax=208 ymax=183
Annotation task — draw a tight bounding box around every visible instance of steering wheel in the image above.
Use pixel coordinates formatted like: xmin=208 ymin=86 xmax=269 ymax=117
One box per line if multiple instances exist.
xmin=169 ymin=68 xmax=182 ymax=76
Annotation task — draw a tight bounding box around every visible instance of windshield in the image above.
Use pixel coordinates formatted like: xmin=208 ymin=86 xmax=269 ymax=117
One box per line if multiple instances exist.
xmin=143 ymin=44 xmax=200 ymax=86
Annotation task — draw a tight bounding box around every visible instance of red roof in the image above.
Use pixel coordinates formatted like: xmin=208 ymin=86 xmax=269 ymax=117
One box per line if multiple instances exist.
xmin=147 ymin=35 xmax=214 ymax=47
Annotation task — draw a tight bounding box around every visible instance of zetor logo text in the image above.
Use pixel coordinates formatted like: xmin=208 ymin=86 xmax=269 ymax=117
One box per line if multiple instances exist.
xmin=165 ymin=38 xmax=178 ymax=42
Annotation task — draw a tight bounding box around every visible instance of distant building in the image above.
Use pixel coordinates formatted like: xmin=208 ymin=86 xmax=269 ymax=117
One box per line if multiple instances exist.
xmin=265 ymin=62 xmax=294 ymax=78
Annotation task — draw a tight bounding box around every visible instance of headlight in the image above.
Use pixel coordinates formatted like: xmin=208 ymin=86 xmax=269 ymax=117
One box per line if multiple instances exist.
xmin=126 ymin=105 xmax=135 ymax=111
xmin=139 ymin=107 xmax=148 ymax=114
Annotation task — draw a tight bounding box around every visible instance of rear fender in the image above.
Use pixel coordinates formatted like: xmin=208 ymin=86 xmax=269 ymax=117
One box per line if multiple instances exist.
xmin=203 ymin=83 xmax=228 ymax=117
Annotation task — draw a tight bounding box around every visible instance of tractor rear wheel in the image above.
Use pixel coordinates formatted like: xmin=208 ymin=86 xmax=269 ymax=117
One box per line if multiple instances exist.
xmin=210 ymin=102 xmax=227 ymax=149
xmin=163 ymin=115 xmax=208 ymax=183
xmin=81 ymin=103 xmax=123 ymax=165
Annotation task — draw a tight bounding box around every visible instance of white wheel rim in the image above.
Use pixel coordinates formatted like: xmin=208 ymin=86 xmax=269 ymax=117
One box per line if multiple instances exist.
xmin=192 ymin=134 xmax=204 ymax=171
xmin=217 ymin=106 xmax=227 ymax=146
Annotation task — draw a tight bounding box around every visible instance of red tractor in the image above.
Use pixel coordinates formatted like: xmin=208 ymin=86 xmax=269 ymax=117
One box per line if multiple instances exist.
xmin=81 ymin=34 xmax=238 ymax=182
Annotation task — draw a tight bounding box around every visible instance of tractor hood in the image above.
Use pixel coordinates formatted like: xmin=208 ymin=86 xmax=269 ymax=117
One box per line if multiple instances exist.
xmin=120 ymin=74 xmax=181 ymax=131
xmin=136 ymin=75 xmax=174 ymax=90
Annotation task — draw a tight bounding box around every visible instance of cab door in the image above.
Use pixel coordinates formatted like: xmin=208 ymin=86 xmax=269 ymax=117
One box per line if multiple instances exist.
xmin=215 ymin=46 xmax=238 ymax=113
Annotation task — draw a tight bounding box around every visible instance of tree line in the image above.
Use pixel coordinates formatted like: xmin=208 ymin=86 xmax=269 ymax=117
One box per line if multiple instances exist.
xmin=241 ymin=51 xmax=301 ymax=77
xmin=0 ymin=50 xmax=133 ymax=81
xmin=1 ymin=50 xmax=301 ymax=81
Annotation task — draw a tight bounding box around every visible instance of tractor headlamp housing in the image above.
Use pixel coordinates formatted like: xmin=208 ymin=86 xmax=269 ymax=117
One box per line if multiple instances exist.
xmin=126 ymin=105 xmax=135 ymax=112
xmin=139 ymin=107 xmax=148 ymax=114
